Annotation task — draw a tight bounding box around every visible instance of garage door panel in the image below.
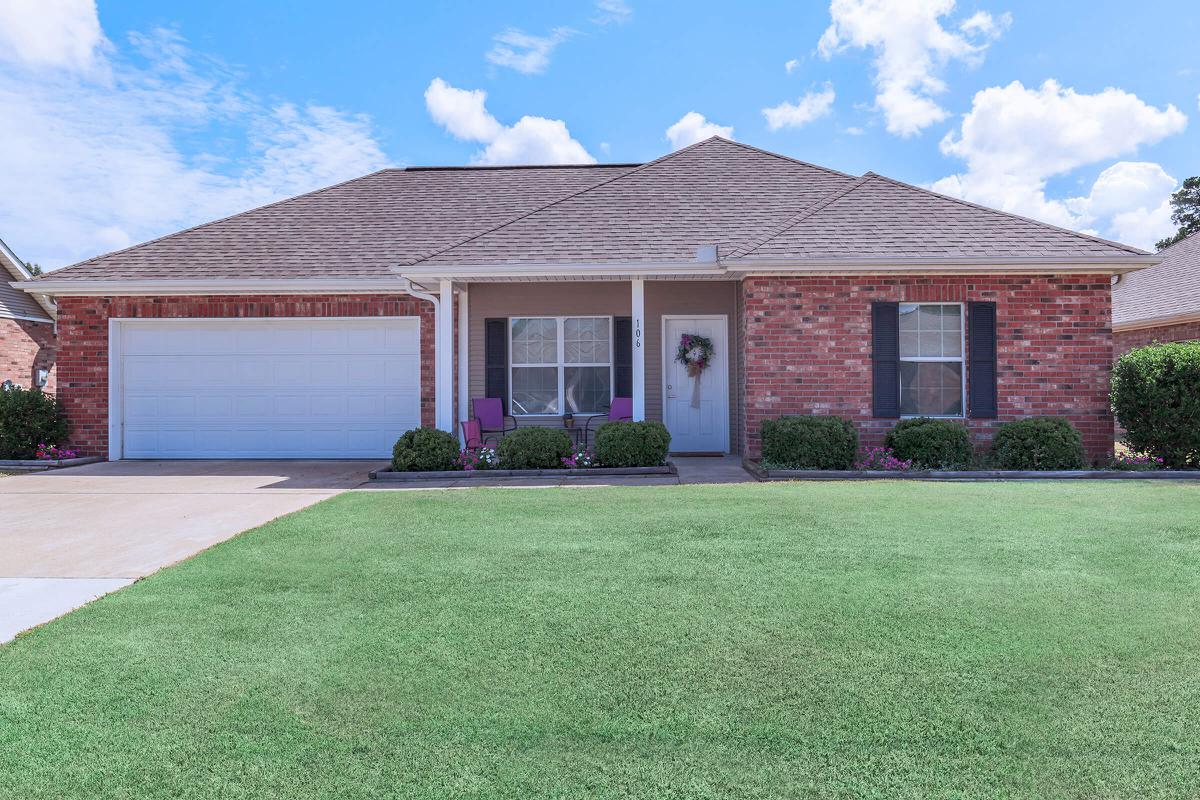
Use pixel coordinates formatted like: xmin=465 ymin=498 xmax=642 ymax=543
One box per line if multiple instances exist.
xmin=118 ymin=318 xmax=421 ymax=458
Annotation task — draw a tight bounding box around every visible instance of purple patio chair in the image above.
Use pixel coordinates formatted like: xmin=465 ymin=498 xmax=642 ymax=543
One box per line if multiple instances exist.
xmin=472 ymin=397 xmax=517 ymax=439
xmin=583 ymin=397 xmax=633 ymax=444
xmin=461 ymin=418 xmax=497 ymax=450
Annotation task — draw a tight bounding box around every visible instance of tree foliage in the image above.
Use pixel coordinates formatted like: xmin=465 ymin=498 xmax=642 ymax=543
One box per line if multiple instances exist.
xmin=1155 ymin=176 xmax=1200 ymax=250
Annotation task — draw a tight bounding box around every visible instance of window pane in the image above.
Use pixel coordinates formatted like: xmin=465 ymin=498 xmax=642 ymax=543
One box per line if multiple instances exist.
xmin=899 ymin=303 xmax=962 ymax=357
xmin=565 ymin=366 xmax=610 ymax=413
xmin=511 ymin=318 xmax=557 ymax=364
xmin=511 ymin=367 xmax=559 ymax=415
xmin=900 ymin=361 xmax=963 ymax=416
xmin=564 ymin=317 xmax=610 ymax=364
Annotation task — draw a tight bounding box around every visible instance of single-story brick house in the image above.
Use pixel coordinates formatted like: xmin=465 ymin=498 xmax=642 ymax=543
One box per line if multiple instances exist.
xmin=16 ymin=138 xmax=1159 ymax=463
xmin=1112 ymin=231 xmax=1199 ymax=355
xmin=1 ymin=237 xmax=56 ymax=391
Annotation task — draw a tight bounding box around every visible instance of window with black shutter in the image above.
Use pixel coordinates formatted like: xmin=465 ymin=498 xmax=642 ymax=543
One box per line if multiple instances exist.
xmin=967 ymin=301 xmax=998 ymax=418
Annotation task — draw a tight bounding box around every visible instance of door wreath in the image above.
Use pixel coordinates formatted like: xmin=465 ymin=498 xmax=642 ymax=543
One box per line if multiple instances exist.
xmin=675 ymin=333 xmax=714 ymax=408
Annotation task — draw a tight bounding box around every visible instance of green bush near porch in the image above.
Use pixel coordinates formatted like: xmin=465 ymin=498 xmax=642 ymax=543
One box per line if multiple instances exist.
xmin=391 ymin=427 xmax=459 ymax=472
xmin=593 ymin=420 xmax=671 ymax=467
xmin=884 ymin=417 xmax=973 ymax=470
xmin=760 ymin=415 xmax=858 ymax=470
xmin=497 ymin=426 xmax=573 ymax=469
xmin=989 ymin=416 xmax=1086 ymax=470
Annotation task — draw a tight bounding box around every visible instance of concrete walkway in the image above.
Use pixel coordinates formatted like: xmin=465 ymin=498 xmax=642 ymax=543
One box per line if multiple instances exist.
xmin=0 ymin=460 xmax=380 ymax=642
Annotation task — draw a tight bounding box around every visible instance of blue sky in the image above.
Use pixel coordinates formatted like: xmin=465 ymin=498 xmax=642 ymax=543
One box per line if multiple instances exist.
xmin=1 ymin=0 xmax=1197 ymax=269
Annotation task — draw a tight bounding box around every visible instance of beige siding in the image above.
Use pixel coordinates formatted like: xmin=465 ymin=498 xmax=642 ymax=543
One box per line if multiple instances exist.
xmin=464 ymin=279 xmax=740 ymax=452
xmin=466 ymin=282 xmax=631 ymax=427
xmin=645 ymin=281 xmax=739 ymax=453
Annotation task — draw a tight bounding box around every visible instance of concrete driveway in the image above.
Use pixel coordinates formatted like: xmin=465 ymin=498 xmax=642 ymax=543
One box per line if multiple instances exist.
xmin=0 ymin=460 xmax=379 ymax=642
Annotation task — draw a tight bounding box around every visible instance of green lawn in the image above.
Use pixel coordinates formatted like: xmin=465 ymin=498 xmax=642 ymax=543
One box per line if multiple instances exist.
xmin=3 ymin=482 xmax=1199 ymax=799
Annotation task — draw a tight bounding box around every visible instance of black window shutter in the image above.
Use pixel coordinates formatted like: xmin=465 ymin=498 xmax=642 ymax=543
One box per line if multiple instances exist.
xmin=968 ymin=301 xmax=998 ymax=418
xmin=613 ymin=317 xmax=632 ymax=398
xmin=872 ymin=302 xmax=901 ymax=418
xmin=484 ymin=318 xmax=509 ymax=414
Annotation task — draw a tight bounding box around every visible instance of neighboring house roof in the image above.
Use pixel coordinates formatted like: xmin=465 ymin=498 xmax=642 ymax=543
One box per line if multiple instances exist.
xmin=1112 ymin=231 xmax=1200 ymax=330
xmin=26 ymin=137 xmax=1152 ymax=288
xmin=0 ymin=237 xmax=54 ymax=321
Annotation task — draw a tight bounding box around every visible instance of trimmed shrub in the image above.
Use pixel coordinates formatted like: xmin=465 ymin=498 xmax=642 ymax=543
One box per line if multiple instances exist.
xmin=0 ymin=386 xmax=67 ymax=460
xmin=497 ymin=426 xmax=573 ymax=470
xmin=760 ymin=415 xmax=858 ymax=470
xmin=884 ymin=417 xmax=972 ymax=469
xmin=391 ymin=427 xmax=460 ymax=472
xmin=594 ymin=421 xmax=671 ymax=467
xmin=989 ymin=416 xmax=1086 ymax=470
xmin=1111 ymin=342 xmax=1200 ymax=468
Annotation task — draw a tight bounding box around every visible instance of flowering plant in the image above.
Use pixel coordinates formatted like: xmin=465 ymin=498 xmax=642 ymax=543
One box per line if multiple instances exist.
xmin=455 ymin=446 xmax=499 ymax=471
xmin=855 ymin=446 xmax=914 ymax=471
xmin=561 ymin=445 xmax=597 ymax=469
xmin=1110 ymin=452 xmax=1165 ymax=471
xmin=674 ymin=333 xmax=714 ymax=377
xmin=35 ymin=443 xmax=78 ymax=461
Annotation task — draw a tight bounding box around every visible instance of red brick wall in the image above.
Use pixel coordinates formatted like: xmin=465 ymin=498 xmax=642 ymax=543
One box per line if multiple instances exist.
xmin=0 ymin=316 xmax=56 ymax=392
xmin=1114 ymin=320 xmax=1200 ymax=356
xmin=740 ymin=275 xmax=1114 ymax=464
xmin=56 ymin=295 xmax=436 ymax=457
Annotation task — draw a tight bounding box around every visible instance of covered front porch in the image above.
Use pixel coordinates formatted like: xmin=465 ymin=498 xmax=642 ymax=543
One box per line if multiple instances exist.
xmin=423 ymin=277 xmax=740 ymax=454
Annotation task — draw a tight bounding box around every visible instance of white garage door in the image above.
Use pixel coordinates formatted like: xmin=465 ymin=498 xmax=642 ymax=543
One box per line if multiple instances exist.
xmin=115 ymin=318 xmax=421 ymax=459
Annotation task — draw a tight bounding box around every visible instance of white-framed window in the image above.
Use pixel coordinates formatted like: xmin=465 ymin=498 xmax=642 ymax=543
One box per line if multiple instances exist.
xmin=510 ymin=316 xmax=613 ymax=416
xmin=899 ymin=303 xmax=965 ymax=417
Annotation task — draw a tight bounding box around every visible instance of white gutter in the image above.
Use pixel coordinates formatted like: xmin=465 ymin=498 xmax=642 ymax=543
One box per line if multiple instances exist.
xmin=12 ymin=278 xmax=427 ymax=297
xmin=1112 ymin=310 xmax=1200 ymax=333
xmin=394 ymin=255 xmax=1159 ymax=281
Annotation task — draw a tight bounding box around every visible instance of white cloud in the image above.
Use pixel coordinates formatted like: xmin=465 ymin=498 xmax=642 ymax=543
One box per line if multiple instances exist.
xmin=665 ymin=112 xmax=734 ymax=149
xmin=0 ymin=24 xmax=389 ymax=269
xmin=0 ymin=0 xmax=107 ymax=74
xmin=424 ymin=78 xmax=503 ymax=141
xmin=485 ymin=27 xmax=573 ymax=75
xmin=593 ymin=0 xmax=633 ymax=25
xmin=844 ymin=126 xmax=866 ymax=135
xmin=763 ymin=84 xmax=836 ymax=131
xmin=932 ymin=80 xmax=1188 ymax=248
xmin=1068 ymin=162 xmax=1177 ymax=248
xmin=784 ymin=58 xmax=801 ymax=74
xmin=958 ymin=10 xmax=1011 ymax=38
xmin=425 ymin=78 xmax=594 ymax=166
xmin=817 ymin=0 xmax=1009 ymax=137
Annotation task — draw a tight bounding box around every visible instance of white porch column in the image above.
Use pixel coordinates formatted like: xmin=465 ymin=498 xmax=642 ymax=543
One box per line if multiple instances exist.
xmin=436 ymin=279 xmax=454 ymax=432
xmin=456 ymin=285 xmax=469 ymax=443
xmin=631 ymin=278 xmax=646 ymax=421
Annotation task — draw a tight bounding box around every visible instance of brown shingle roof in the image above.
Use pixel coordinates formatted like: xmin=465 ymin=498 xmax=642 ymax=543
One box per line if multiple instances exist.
xmin=1113 ymin=231 xmax=1200 ymax=327
xmin=34 ymin=137 xmax=1149 ymax=284
xmin=41 ymin=164 xmax=636 ymax=281
xmin=736 ymin=173 xmax=1147 ymax=261
xmin=415 ymin=138 xmax=857 ymax=265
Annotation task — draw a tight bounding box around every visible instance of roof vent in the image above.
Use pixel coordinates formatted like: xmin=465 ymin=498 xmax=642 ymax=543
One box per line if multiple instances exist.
xmin=695 ymin=245 xmax=718 ymax=263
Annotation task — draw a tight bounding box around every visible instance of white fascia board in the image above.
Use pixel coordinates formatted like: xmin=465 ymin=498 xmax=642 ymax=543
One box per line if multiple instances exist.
xmin=11 ymin=279 xmax=427 ymax=297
